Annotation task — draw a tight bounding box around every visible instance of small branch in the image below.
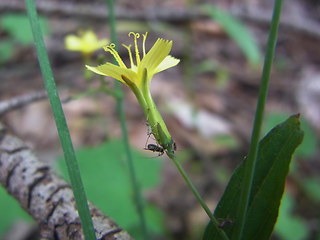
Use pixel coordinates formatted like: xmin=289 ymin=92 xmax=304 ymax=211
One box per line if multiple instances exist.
xmin=0 ymin=122 xmax=133 ymax=240
xmin=0 ymin=91 xmax=83 ymax=116
xmin=0 ymin=1 xmax=200 ymax=22
xmin=0 ymin=91 xmax=47 ymax=116
xmin=1 ymin=1 xmax=320 ymax=39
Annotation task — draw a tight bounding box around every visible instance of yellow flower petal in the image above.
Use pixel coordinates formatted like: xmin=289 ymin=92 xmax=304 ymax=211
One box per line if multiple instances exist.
xmin=82 ymin=31 xmax=96 ymax=43
xmin=86 ymin=63 xmax=137 ymax=85
xmin=65 ymin=30 xmax=109 ymax=55
xmin=65 ymin=35 xmax=82 ymax=51
xmin=139 ymin=38 xmax=172 ymax=79
xmin=155 ymin=55 xmax=180 ymax=74
xmin=86 ymin=32 xmax=179 ymax=90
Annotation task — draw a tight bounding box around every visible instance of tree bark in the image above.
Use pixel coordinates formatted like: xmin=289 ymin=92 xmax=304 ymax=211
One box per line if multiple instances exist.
xmin=0 ymin=122 xmax=133 ymax=240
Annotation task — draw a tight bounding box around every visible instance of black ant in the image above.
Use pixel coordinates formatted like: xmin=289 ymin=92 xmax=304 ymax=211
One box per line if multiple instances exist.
xmin=144 ymin=122 xmax=177 ymax=156
xmin=144 ymin=144 xmax=165 ymax=156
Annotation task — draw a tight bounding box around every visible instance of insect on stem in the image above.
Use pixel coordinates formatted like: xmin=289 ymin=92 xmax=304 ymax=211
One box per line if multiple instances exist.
xmin=144 ymin=144 xmax=164 ymax=156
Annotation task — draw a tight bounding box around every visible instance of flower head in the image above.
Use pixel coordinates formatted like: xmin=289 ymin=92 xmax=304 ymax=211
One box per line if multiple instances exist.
xmin=86 ymin=32 xmax=180 ymax=89
xmin=86 ymin=32 xmax=179 ymax=156
xmin=65 ymin=30 xmax=109 ymax=56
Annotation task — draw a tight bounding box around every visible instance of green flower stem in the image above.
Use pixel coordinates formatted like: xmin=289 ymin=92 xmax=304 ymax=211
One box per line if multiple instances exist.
xmin=124 ymin=69 xmax=173 ymax=154
xmin=25 ymin=1 xmax=96 ymax=240
xmin=140 ymin=69 xmax=173 ymax=151
xmin=169 ymin=155 xmax=229 ymax=240
xmin=232 ymin=1 xmax=283 ymax=240
xmin=147 ymin=94 xmax=172 ymax=143
xmin=106 ymin=1 xmax=148 ymax=239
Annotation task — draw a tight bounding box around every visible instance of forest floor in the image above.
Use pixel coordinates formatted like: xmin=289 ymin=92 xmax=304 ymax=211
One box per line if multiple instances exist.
xmin=1 ymin=0 xmax=320 ymax=239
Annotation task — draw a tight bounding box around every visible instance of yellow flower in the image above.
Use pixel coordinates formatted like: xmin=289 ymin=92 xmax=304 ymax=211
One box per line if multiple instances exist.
xmin=65 ymin=30 xmax=109 ymax=55
xmin=86 ymin=32 xmax=180 ymax=156
xmin=86 ymin=32 xmax=179 ymax=88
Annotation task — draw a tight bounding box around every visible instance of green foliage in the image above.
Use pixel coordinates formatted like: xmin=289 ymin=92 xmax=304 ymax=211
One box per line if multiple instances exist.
xmin=202 ymin=5 xmax=261 ymax=65
xmin=0 ymin=186 xmax=33 ymax=236
xmin=302 ymin=178 xmax=320 ymax=202
xmin=264 ymin=114 xmax=317 ymax=239
xmin=0 ymin=40 xmax=13 ymax=63
xmin=1 ymin=13 xmax=50 ymax=46
xmin=0 ymin=13 xmax=50 ymax=63
xmin=203 ymin=114 xmax=304 ymax=240
xmin=57 ymin=140 xmax=165 ymax=239
xmin=213 ymin=134 xmax=239 ymax=150
xmin=264 ymin=113 xmax=317 ymax=158
xmin=274 ymin=192 xmax=308 ymax=240
xmin=26 ymin=1 xmax=95 ymax=238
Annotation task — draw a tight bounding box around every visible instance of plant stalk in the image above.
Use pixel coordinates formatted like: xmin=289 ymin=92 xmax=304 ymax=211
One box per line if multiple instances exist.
xmin=232 ymin=1 xmax=283 ymax=239
xmin=25 ymin=1 xmax=96 ymax=239
xmin=169 ymin=155 xmax=229 ymax=240
xmin=105 ymin=1 xmax=148 ymax=239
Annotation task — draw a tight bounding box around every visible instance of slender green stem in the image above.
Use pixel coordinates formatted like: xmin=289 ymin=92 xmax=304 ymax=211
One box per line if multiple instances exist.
xmin=170 ymin=155 xmax=229 ymax=240
xmin=232 ymin=1 xmax=283 ymax=240
xmin=105 ymin=1 xmax=148 ymax=239
xmin=25 ymin=1 xmax=96 ymax=240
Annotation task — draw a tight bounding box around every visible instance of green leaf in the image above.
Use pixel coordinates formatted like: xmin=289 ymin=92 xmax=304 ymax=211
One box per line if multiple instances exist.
xmin=0 ymin=40 xmax=14 ymax=63
xmin=202 ymin=5 xmax=261 ymax=65
xmin=274 ymin=192 xmax=308 ymax=240
xmin=57 ymin=140 xmax=165 ymax=239
xmin=0 ymin=186 xmax=33 ymax=236
xmin=0 ymin=13 xmax=50 ymax=45
xmin=203 ymin=114 xmax=304 ymax=240
xmin=302 ymin=178 xmax=320 ymax=202
xmin=264 ymin=113 xmax=317 ymax=158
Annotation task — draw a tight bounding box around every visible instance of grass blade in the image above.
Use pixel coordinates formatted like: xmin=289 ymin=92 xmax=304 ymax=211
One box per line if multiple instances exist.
xmin=232 ymin=1 xmax=283 ymax=239
xmin=25 ymin=1 xmax=96 ymax=239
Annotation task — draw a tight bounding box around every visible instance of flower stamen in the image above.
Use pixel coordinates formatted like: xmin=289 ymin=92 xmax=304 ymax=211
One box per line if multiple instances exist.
xmin=129 ymin=32 xmax=141 ymax=66
xmin=104 ymin=43 xmax=126 ymax=68
xmin=122 ymin=44 xmax=134 ymax=69
xmin=142 ymin=32 xmax=148 ymax=57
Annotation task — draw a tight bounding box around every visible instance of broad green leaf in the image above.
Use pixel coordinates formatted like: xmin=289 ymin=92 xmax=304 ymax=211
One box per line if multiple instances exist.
xmin=202 ymin=5 xmax=261 ymax=65
xmin=274 ymin=192 xmax=308 ymax=240
xmin=302 ymin=178 xmax=320 ymax=202
xmin=203 ymin=114 xmax=304 ymax=240
xmin=0 ymin=186 xmax=33 ymax=236
xmin=0 ymin=13 xmax=50 ymax=45
xmin=264 ymin=113 xmax=317 ymax=158
xmin=0 ymin=40 xmax=14 ymax=63
xmin=57 ymin=140 xmax=165 ymax=239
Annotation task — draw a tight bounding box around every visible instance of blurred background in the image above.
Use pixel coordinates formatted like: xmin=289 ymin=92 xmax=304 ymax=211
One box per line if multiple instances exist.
xmin=0 ymin=0 xmax=320 ymax=239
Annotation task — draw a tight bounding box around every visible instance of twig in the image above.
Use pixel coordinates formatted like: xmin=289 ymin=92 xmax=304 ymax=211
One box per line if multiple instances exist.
xmin=0 ymin=91 xmax=76 ymax=116
xmin=0 ymin=91 xmax=47 ymax=116
xmin=0 ymin=122 xmax=133 ymax=240
xmin=0 ymin=1 xmax=200 ymax=22
xmin=1 ymin=1 xmax=320 ymax=39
